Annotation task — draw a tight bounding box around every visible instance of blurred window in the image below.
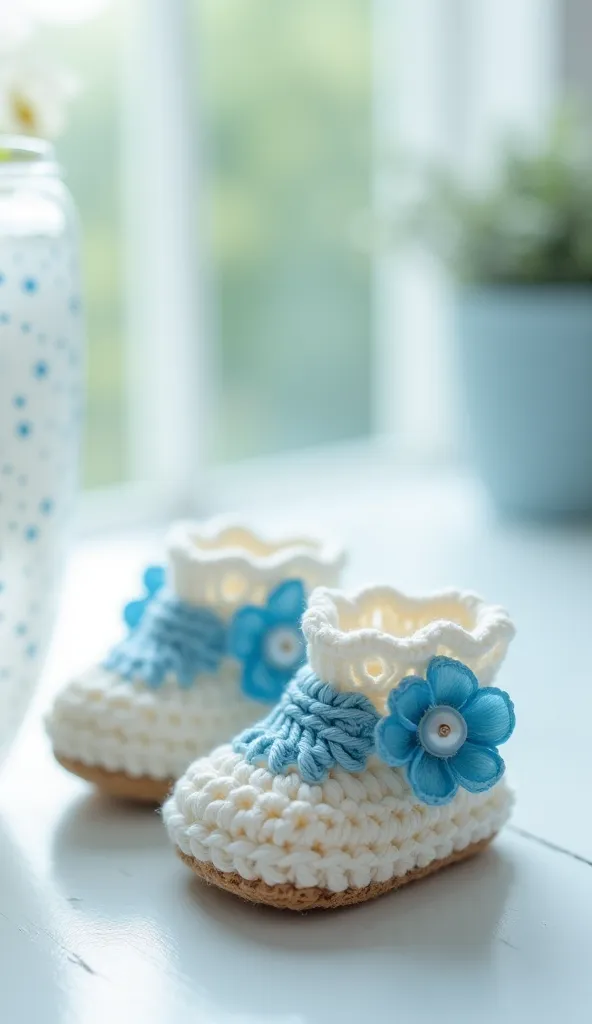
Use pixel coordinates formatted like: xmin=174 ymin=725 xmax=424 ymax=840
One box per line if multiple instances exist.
xmin=39 ymin=6 xmax=126 ymax=489
xmin=29 ymin=1 xmax=557 ymax=510
xmin=43 ymin=0 xmax=373 ymax=494
xmin=195 ymin=0 xmax=373 ymax=461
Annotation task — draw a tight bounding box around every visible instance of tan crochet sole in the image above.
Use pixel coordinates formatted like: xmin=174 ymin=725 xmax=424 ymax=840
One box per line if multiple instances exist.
xmin=178 ymin=834 xmax=495 ymax=911
xmin=55 ymin=753 xmax=172 ymax=804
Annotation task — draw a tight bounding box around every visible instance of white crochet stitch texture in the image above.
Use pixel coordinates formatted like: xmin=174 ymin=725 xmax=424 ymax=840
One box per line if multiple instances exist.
xmin=163 ymin=746 xmax=513 ymax=892
xmin=47 ymin=663 xmax=269 ymax=781
xmin=47 ymin=519 xmax=345 ymax=781
xmin=164 ymin=583 xmax=515 ymax=891
xmin=168 ymin=519 xmax=345 ymax=611
xmin=304 ymin=585 xmax=515 ymax=711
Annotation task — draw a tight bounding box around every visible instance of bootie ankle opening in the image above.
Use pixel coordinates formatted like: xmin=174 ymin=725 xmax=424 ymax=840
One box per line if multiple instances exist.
xmin=303 ymin=585 xmax=515 ymax=707
xmin=167 ymin=519 xmax=345 ymax=612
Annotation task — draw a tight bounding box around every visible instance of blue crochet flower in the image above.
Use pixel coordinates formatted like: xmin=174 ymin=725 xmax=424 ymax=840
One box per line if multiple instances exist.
xmin=123 ymin=565 xmax=165 ymax=629
xmin=375 ymin=656 xmax=515 ymax=806
xmin=227 ymin=579 xmax=307 ymax=703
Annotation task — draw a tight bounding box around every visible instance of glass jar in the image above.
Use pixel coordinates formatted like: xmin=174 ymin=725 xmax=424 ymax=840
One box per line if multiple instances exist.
xmin=0 ymin=136 xmax=84 ymax=763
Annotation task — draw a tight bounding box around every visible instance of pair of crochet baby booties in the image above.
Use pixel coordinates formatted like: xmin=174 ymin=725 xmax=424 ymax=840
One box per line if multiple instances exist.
xmin=47 ymin=519 xmax=516 ymax=911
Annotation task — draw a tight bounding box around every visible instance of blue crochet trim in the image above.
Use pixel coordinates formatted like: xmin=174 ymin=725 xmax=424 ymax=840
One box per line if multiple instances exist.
xmin=103 ymin=590 xmax=227 ymax=688
xmin=233 ymin=666 xmax=381 ymax=783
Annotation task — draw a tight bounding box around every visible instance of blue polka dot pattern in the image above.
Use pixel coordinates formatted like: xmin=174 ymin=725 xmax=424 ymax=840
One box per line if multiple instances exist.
xmin=33 ymin=360 xmax=49 ymax=379
xmin=0 ymin=227 xmax=84 ymax=761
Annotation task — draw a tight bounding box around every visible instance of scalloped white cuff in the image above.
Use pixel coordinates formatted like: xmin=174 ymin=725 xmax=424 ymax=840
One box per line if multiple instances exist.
xmin=303 ymin=585 xmax=515 ymax=706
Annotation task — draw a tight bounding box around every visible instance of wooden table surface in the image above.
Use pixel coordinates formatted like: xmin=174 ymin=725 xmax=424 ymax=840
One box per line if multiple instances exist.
xmin=1 ymin=473 xmax=591 ymax=1023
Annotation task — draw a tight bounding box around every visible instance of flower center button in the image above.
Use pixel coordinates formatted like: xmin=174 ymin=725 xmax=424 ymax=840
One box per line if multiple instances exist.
xmin=418 ymin=706 xmax=467 ymax=758
xmin=263 ymin=625 xmax=303 ymax=670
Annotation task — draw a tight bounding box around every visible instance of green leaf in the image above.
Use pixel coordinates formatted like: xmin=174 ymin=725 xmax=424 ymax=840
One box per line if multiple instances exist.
xmin=381 ymin=99 xmax=592 ymax=283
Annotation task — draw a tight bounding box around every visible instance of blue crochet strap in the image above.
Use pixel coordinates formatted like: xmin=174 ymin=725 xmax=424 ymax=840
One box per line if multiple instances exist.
xmin=103 ymin=590 xmax=226 ymax=688
xmin=233 ymin=666 xmax=381 ymax=783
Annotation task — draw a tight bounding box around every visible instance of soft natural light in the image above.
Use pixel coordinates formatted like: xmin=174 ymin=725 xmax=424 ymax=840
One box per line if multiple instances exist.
xmin=24 ymin=0 xmax=111 ymax=24
xmin=2 ymin=3 xmax=592 ymax=1020
xmin=0 ymin=7 xmax=32 ymax=49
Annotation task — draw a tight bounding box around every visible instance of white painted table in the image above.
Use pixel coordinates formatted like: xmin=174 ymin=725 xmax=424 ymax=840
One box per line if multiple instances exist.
xmin=1 ymin=473 xmax=591 ymax=1023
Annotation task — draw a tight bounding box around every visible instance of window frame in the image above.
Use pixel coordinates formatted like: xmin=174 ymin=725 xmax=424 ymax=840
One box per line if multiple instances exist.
xmin=79 ymin=0 xmax=565 ymax=533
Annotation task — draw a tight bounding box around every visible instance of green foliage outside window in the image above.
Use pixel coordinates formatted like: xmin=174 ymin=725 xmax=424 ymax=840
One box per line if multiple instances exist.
xmin=50 ymin=0 xmax=372 ymax=485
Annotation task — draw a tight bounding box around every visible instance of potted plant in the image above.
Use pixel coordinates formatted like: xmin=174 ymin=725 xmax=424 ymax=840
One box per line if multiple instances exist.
xmin=390 ymin=108 xmax=592 ymax=519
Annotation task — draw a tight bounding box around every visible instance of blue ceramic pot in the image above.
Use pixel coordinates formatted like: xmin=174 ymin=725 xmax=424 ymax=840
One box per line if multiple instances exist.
xmin=456 ymin=285 xmax=592 ymax=519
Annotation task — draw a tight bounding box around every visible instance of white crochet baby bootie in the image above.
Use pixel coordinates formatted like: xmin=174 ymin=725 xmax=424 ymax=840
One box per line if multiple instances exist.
xmin=164 ymin=584 xmax=516 ymax=909
xmin=46 ymin=520 xmax=345 ymax=802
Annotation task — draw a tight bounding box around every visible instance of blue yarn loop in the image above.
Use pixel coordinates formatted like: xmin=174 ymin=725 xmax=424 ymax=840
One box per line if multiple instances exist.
xmin=103 ymin=590 xmax=227 ymax=688
xmin=233 ymin=666 xmax=381 ymax=783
